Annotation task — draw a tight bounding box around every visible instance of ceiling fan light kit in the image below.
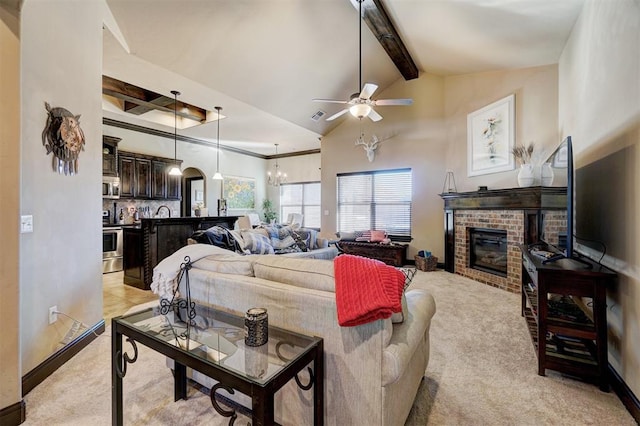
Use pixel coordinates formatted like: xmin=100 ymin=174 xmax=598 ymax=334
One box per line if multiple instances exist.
xmin=312 ymin=0 xmax=412 ymax=122
xmin=168 ymin=90 xmax=183 ymax=176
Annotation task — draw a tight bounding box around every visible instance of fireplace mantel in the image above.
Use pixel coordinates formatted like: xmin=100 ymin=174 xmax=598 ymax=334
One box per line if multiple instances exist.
xmin=440 ymin=186 xmax=567 ymax=211
xmin=440 ymin=186 xmax=567 ymax=292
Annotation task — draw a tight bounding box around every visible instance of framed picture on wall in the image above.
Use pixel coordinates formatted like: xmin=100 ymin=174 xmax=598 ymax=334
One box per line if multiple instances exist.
xmin=223 ymin=176 xmax=256 ymax=209
xmin=194 ymin=190 xmax=204 ymax=202
xmin=467 ymin=94 xmax=515 ymax=177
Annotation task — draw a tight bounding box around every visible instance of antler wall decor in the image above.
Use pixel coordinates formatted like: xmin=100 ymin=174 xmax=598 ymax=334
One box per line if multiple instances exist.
xmin=355 ymin=133 xmax=381 ymax=162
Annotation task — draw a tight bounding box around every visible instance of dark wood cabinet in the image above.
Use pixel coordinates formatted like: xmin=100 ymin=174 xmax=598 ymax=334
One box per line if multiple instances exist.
xmin=335 ymin=241 xmax=408 ymax=266
xmin=102 ymin=136 xmax=120 ymax=176
xmin=119 ymin=151 xmax=181 ymax=200
xmin=135 ymin=158 xmax=152 ymax=199
xmin=123 ymin=216 xmax=240 ymax=290
xmin=151 ymin=160 xmax=167 ymax=199
xmin=519 ymin=244 xmax=616 ymax=391
xmin=119 ymin=154 xmax=135 ymax=198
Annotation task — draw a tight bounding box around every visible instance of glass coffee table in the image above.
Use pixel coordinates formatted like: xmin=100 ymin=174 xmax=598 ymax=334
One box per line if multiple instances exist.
xmin=112 ymin=302 xmax=324 ymax=425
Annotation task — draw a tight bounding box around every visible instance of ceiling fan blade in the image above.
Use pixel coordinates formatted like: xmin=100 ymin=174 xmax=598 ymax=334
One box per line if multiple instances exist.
xmin=374 ymin=98 xmax=414 ymax=106
xmin=368 ymin=108 xmax=383 ymax=122
xmin=359 ymin=83 xmax=378 ymax=100
xmin=312 ymin=98 xmax=348 ymax=104
xmin=326 ymin=108 xmax=350 ymax=121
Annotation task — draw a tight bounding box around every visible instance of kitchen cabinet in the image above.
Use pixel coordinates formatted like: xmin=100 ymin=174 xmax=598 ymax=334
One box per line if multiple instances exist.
xmin=119 ymin=151 xmax=181 ymax=200
xmin=102 ymin=136 xmax=120 ymax=176
xmin=123 ymin=216 xmax=239 ymax=289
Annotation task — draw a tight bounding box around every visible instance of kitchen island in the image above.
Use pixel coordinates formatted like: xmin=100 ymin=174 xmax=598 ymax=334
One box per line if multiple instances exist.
xmin=123 ymin=216 xmax=239 ymax=290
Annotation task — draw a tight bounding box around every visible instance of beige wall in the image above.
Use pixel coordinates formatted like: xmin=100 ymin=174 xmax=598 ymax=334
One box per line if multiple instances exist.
xmin=20 ymin=0 xmax=104 ymax=374
xmin=321 ymin=73 xmax=446 ymax=257
xmin=559 ymin=0 xmax=640 ymax=398
xmin=321 ymin=65 xmax=558 ymax=259
xmin=0 ymin=0 xmax=22 ymax=411
xmin=444 ymin=65 xmax=559 ymax=191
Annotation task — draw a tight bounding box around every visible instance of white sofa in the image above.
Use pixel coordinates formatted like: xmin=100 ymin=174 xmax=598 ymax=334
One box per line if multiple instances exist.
xmin=164 ymin=247 xmax=436 ymax=425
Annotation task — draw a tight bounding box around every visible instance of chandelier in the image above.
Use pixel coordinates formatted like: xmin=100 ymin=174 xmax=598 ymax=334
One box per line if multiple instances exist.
xmin=267 ymin=143 xmax=287 ymax=186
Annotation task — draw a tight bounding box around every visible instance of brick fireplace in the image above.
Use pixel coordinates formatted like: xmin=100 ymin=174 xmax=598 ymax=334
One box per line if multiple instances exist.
xmin=440 ymin=187 xmax=566 ymax=293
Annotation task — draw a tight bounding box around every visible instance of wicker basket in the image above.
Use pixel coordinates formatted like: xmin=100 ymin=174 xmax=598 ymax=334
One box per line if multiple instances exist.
xmin=415 ymin=255 xmax=438 ymax=272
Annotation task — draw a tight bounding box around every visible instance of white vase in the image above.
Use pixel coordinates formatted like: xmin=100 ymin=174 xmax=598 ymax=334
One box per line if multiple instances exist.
xmin=517 ymin=164 xmax=535 ymax=187
xmin=541 ymin=162 xmax=554 ymax=186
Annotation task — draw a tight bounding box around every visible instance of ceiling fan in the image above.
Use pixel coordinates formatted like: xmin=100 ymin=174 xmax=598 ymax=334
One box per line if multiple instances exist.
xmin=312 ymin=0 xmax=413 ymax=122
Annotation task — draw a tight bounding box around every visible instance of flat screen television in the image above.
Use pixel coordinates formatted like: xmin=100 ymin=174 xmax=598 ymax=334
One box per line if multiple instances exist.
xmin=543 ymin=135 xmax=574 ymax=258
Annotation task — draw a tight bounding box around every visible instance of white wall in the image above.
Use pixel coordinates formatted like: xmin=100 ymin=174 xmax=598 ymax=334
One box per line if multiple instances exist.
xmin=20 ymin=0 xmax=104 ymax=374
xmin=559 ymin=0 xmax=640 ymax=398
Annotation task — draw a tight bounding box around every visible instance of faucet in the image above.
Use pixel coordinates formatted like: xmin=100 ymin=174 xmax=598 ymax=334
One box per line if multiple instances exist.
xmin=155 ymin=205 xmax=171 ymax=218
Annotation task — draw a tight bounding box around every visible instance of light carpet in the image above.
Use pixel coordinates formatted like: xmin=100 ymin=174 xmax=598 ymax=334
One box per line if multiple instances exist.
xmin=22 ymin=271 xmax=635 ymax=425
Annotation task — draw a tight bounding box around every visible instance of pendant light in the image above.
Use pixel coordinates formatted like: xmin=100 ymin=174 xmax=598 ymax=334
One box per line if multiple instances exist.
xmin=168 ymin=90 xmax=182 ymax=176
xmin=267 ymin=143 xmax=287 ymax=186
xmin=212 ymin=106 xmax=223 ymax=180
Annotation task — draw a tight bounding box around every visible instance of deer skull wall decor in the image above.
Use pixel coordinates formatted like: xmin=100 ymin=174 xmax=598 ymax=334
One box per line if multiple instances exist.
xmin=355 ymin=133 xmax=381 ymax=162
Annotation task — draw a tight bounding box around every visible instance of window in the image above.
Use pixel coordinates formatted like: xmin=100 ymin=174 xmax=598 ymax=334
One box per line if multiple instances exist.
xmin=337 ymin=168 xmax=412 ymax=240
xmin=280 ymin=182 xmax=321 ymax=228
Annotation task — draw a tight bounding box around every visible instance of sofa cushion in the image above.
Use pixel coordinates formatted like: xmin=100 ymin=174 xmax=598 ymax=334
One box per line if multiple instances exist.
xmin=253 ymin=256 xmax=335 ymax=292
xmin=195 ymin=254 xmax=256 ymax=276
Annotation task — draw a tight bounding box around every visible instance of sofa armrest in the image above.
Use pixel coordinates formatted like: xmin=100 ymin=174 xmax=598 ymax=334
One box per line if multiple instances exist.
xmin=382 ymin=289 xmax=436 ymax=386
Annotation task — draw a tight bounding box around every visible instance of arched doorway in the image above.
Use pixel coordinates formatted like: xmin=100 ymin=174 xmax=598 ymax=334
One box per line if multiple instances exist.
xmin=182 ymin=167 xmax=206 ymax=217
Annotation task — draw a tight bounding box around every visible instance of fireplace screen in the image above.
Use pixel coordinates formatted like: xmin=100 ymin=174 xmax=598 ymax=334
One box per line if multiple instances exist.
xmin=469 ymin=228 xmax=508 ymax=277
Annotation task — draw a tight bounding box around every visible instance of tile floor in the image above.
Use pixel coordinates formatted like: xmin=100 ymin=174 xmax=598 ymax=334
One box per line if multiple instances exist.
xmin=103 ymin=271 xmax=157 ymax=323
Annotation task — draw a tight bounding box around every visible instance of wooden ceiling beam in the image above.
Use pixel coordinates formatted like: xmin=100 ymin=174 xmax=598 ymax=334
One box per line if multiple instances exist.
xmin=354 ymin=0 xmax=419 ymax=81
xmin=102 ymin=75 xmax=207 ymax=122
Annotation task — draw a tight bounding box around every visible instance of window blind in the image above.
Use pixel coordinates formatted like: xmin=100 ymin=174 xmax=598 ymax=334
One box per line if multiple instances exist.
xmin=280 ymin=182 xmax=321 ymax=228
xmin=337 ymin=169 xmax=412 ymax=239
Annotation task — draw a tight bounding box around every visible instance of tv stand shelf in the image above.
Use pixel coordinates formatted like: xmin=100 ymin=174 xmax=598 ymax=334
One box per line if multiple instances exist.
xmin=519 ymin=243 xmax=616 ymax=391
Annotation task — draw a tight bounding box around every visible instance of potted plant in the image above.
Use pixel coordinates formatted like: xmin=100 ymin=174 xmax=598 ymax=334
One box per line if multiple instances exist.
xmin=262 ymin=199 xmax=277 ymax=224
xmin=193 ymin=202 xmax=205 ymax=217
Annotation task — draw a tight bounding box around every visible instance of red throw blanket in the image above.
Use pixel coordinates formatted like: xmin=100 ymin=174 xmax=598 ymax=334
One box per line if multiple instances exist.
xmin=334 ymin=254 xmax=405 ymax=327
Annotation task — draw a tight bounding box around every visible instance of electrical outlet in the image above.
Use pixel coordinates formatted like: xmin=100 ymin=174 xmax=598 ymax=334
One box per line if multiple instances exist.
xmin=49 ymin=306 xmax=58 ymax=324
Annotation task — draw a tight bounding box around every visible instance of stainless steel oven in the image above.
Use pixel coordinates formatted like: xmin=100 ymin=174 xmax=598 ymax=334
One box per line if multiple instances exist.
xmin=103 ymin=226 xmax=123 ymax=273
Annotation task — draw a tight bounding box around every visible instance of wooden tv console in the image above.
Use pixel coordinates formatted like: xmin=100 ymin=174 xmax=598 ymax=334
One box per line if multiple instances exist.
xmin=519 ymin=243 xmax=616 ymax=391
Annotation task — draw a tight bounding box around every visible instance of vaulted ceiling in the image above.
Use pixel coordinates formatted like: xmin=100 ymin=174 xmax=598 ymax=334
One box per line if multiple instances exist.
xmin=103 ymin=0 xmax=585 ymax=156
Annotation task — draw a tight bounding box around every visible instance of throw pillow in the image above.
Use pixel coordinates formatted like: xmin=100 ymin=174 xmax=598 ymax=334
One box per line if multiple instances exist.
xmin=390 ymin=267 xmax=417 ymax=324
xmin=370 ymin=230 xmax=387 ymax=242
xmin=241 ymin=231 xmax=274 ymax=254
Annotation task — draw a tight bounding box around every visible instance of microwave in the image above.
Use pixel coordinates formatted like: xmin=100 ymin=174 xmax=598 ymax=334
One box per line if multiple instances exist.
xmin=102 ymin=176 xmax=120 ymax=199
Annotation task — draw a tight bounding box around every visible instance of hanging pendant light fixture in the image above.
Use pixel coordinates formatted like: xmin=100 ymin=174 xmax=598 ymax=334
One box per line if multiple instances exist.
xmin=267 ymin=143 xmax=287 ymax=186
xmin=212 ymin=106 xmax=223 ymax=180
xmin=168 ymin=90 xmax=183 ymax=176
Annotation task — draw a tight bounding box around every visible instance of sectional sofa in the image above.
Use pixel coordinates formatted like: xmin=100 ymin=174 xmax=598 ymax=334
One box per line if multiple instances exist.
xmin=153 ymin=245 xmax=437 ymax=425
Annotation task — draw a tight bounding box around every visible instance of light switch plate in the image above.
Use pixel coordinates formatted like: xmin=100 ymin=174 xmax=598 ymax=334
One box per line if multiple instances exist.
xmin=21 ymin=215 xmax=33 ymax=233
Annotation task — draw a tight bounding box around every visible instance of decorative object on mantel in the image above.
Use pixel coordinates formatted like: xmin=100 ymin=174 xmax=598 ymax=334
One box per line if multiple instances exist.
xmin=267 ymin=143 xmax=287 ymax=186
xmin=442 ymin=170 xmax=457 ymax=193
xmin=512 ymin=142 xmax=535 ymax=187
xmin=168 ymin=90 xmax=182 ymax=176
xmin=42 ymin=102 xmax=86 ymax=175
xmin=467 ymin=94 xmax=515 ymax=177
xmin=212 ymin=106 xmax=223 ymax=180
xmin=541 ymin=162 xmax=554 ymax=186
